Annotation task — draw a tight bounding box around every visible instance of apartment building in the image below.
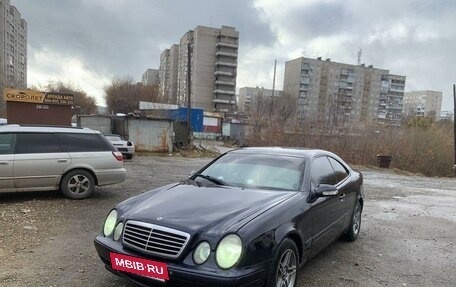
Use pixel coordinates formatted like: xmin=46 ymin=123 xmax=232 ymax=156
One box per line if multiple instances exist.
xmin=283 ymin=57 xmax=406 ymax=126
xmin=403 ymin=90 xmax=443 ymax=121
xmin=158 ymin=44 xmax=179 ymax=104
xmin=141 ymin=69 xmax=159 ymax=86
xmin=0 ymin=0 xmax=27 ymax=116
xmin=238 ymin=87 xmax=283 ymax=113
xmin=160 ymin=25 xmax=239 ymax=113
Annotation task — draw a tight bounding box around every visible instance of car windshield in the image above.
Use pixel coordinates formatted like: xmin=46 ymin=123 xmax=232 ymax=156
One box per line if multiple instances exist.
xmin=199 ymin=153 xmax=305 ymax=191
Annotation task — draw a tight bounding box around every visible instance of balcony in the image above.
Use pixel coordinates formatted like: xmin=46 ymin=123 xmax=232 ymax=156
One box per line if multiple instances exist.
xmin=213 ymin=99 xmax=236 ymax=104
xmin=216 ymin=42 xmax=238 ymax=49
xmin=215 ymin=80 xmax=236 ymax=86
xmin=390 ymin=87 xmax=404 ymax=93
xmin=216 ymin=51 xmax=238 ymax=58
xmin=214 ymin=89 xmax=236 ymax=95
xmin=214 ymin=71 xmax=234 ymax=76
xmin=215 ymin=61 xmax=237 ymax=67
xmin=300 ymin=77 xmax=310 ymax=84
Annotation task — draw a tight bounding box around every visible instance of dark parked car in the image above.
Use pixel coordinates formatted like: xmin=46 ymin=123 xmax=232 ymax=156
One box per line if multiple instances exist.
xmin=94 ymin=147 xmax=364 ymax=287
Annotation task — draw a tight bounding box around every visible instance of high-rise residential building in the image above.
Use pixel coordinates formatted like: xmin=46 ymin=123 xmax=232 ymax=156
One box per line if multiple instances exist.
xmin=141 ymin=69 xmax=159 ymax=86
xmin=283 ymin=57 xmax=406 ymax=126
xmin=160 ymin=25 xmax=238 ymax=113
xmin=0 ymin=0 xmax=27 ymax=116
xmin=238 ymin=87 xmax=283 ymax=113
xmin=403 ymin=90 xmax=443 ymax=121
xmin=159 ymin=44 xmax=179 ymax=104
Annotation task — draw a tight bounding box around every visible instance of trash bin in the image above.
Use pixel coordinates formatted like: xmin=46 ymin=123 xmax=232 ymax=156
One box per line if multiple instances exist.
xmin=377 ymin=155 xmax=392 ymax=168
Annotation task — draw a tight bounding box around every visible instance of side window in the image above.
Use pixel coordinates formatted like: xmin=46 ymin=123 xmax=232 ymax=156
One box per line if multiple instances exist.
xmin=328 ymin=157 xmax=349 ymax=184
xmin=0 ymin=133 xmax=15 ymax=154
xmin=57 ymin=133 xmax=113 ymax=152
xmin=15 ymin=133 xmax=62 ymax=154
xmin=310 ymin=156 xmax=337 ymax=187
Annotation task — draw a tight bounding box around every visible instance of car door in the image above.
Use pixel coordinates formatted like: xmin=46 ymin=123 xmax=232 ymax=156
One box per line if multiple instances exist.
xmin=309 ymin=156 xmax=345 ymax=255
xmin=328 ymin=157 xmax=355 ymax=231
xmin=13 ymin=133 xmax=71 ymax=190
xmin=0 ymin=133 xmax=15 ymax=191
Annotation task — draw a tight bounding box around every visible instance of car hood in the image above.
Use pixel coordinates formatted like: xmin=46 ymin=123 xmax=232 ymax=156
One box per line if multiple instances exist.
xmin=121 ymin=183 xmax=296 ymax=236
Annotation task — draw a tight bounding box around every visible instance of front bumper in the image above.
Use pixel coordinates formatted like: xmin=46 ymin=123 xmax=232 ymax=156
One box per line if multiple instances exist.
xmin=94 ymin=235 xmax=268 ymax=287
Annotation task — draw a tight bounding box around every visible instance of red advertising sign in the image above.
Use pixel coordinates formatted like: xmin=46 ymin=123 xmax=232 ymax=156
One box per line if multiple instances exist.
xmin=110 ymin=252 xmax=169 ymax=280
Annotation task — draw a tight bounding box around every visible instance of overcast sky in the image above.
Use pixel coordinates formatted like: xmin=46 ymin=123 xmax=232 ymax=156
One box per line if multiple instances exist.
xmin=12 ymin=0 xmax=456 ymax=111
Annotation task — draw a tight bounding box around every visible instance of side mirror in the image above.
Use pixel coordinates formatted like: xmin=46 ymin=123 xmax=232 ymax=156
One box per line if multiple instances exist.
xmin=314 ymin=184 xmax=338 ymax=197
xmin=188 ymin=170 xmax=196 ymax=177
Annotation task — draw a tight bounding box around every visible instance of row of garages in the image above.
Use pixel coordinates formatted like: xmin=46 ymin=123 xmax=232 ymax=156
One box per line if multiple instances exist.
xmin=77 ymin=114 xmax=251 ymax=153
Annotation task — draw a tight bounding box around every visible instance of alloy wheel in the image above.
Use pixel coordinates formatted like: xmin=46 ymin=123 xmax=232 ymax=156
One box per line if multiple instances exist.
xmin=67 ymin=175 xmax=90 ymax=195
xmin=353 ymin=203 xmax=361 ymax=235
xmin=276 ymin=249 xmax=297 ymax=287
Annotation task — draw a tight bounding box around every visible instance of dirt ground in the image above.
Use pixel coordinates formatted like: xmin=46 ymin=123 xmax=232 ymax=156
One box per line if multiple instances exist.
xmin=0 ymin=155 xmax=455 ymax=287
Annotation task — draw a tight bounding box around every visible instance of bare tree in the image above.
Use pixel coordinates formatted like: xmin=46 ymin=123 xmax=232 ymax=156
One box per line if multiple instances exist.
xmin=104 ymin=76 xmax=160 ymax=113
xmin=43 ymin=81 xmax=97 ymax=115
xmin=272 ymin=93 xmax=296 ymax=126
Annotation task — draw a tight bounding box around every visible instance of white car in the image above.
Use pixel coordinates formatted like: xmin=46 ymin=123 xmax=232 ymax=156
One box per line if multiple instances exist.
xmin=105 ymin=134 xmax=135 ymax=159
xmin=0 ymin=125 xmax=126 ymax=199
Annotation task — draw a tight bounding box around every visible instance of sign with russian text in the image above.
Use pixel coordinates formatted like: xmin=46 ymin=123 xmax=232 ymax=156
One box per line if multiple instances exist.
xmin=3 ymin=88 xmax=74 ymax=105
xmin=109 ymin=252 xmax=169 ymax=281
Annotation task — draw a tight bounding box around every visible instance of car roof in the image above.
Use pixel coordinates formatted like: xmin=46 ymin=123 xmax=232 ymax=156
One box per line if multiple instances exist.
xmin=0 ymin=124 xmax=100 ymax=134
xmin=228 ymin=147 xmax=332 ymax=159
xmin=104 ymin=134 xmax=121 ymax=137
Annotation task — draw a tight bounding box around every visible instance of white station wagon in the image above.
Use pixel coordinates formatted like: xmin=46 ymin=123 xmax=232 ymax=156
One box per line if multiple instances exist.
xmin=0 ymin=125 xmax=126 ymax=199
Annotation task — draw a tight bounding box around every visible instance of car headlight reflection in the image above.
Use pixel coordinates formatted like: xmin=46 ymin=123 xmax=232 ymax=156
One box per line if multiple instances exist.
xmin=215 ymin=234 xmax=243 ymax=269
xmin=113 ymin=222 xmax=124 ymax=241
xmin=103 ymin=209 xmax=117 ymax=237
xmin=193 ymin=241 xmax=211 ymax=265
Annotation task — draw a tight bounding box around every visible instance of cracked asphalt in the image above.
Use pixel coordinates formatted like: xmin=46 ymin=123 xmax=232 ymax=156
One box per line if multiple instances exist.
xmin=0 ymin=155 xmax=455 ymax=287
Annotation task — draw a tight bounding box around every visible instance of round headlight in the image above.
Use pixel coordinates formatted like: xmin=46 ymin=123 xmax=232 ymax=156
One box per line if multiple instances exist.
xmin=193 ymin=242 xmax=211 ymax=265
xmin=215 ymin=234 xmax=243 ymax=269
xmin=103 ymin=209 xmax=117 ymax=237
xmin=113 ymin=222 xmax=124 ymax=241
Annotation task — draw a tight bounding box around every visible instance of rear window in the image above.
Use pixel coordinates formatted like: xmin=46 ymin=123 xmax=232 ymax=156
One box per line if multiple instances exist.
xmin=15 ymin=133 xmax=62 ymax=154
xmin=56 ymin=133 xmax=114 ymax=152
xmin=0 ymin=133 xmax=15 ymax=154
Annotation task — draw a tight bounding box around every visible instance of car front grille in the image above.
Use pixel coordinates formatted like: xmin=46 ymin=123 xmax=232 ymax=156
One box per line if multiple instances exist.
xmin=122 ymin=220 xmax=190 ymax=259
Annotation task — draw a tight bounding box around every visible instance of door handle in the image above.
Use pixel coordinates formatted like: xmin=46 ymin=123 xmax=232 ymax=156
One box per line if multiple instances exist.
xmin=339 ymin=193 xmax=346 ymax=200
xmin=0 ymin=162 xmax=8 ymax=165
xmin=57 ymin=159 xmax=68 ymax=163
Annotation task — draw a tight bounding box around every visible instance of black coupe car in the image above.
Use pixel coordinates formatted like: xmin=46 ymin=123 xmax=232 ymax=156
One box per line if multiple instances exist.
xmin=94 ymin=147 xmax=364 ymax=287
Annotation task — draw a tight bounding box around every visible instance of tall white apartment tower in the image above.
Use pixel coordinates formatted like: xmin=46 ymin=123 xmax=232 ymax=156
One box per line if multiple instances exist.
xmin=168 ymin=25 xmax=238 ymax=113
xmin=159 ymin=44 xmax=179 ymax=104
xmin=0 ymin=0 xmax=27 ymax=116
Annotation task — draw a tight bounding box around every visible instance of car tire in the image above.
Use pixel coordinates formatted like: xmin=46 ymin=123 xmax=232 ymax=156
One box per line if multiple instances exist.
xmin=265 ymin=238 xmax=299 ymax=287
xmin=125 ymin=154 xmax=133 ymax=160
xmin=344 ymin=201 xmax=362 ymax=242
xmin=60 ymin=169 xmax=95 ymax=200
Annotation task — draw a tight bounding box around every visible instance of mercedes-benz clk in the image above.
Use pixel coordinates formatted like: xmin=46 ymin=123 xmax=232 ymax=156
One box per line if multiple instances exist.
xmin=94 ymin=147 xmax=364 ymax=287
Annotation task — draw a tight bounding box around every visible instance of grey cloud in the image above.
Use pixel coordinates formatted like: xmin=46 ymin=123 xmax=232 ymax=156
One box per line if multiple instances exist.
xmin=14 ymin=0 xmax=276 ymax=81
xmin=281 ymin=2 xmax=351 ymax=37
